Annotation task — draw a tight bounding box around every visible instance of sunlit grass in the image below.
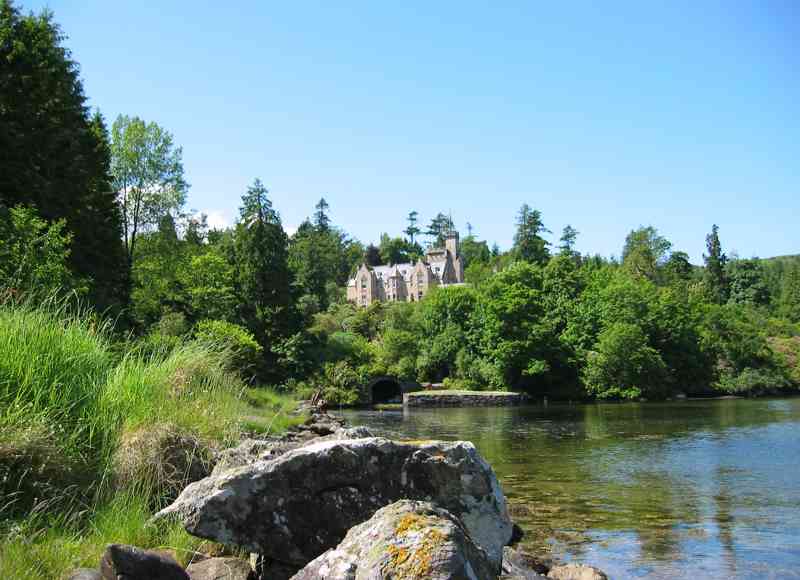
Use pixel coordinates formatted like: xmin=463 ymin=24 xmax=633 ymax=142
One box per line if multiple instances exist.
xmin=0 ymin=301 xmax=301 ymax=579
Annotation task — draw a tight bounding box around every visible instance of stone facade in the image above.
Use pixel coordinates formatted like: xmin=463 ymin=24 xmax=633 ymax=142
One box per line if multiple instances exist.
xmin=347 ymin=232 xmax=465 ymax=306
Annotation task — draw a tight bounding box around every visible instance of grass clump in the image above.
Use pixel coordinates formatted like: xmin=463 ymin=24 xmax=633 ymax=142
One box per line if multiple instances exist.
xmin=0 ymin=301 xmax=297 ymax=579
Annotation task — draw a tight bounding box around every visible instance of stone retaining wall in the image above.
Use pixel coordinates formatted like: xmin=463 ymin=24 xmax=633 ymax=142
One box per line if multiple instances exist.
xmin=403 ymin=391 xmax=528 ymax=407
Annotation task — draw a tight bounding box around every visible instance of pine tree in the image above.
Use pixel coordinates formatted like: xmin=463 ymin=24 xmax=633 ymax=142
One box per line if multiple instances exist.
xmin=559 ymin=225 xmax=579 ymax=258
xmin=0 ymin=1 xmax=129 ymax=312
xmin=314 ymin=197 xmax=330 ymax=231
xmin=234 ymin=179 xmax=296 ymax=381
xmin=404 ymin=210 xmax=421 ymax=245
xmin=703 ymin=224 xmax=728 ymax=303
xmin=513 ymin=204 xmax=550 ymax=264
xmin=426 ymin=212 xmax=454 ymax=247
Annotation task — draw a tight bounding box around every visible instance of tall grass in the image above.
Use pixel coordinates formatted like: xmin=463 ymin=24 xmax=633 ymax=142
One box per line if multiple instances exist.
xmin=0 ymin=301 xmax=300 ymax=578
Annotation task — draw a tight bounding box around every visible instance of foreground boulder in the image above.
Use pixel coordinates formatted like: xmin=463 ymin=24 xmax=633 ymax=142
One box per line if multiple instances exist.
xmin=100 ymin=544 xmax=188 ymax=580
xmin=547 ymin=563 xmax=608 ymax=580
xmin=158 ymin=437 xmax=512 ymax=571
xmin=213 ymin=426 xmax=373 ymax=474
xmin=500 ymin=547 xmax=548 ymax=579
xmin=186 ymin=557 xmax=255 ymax=580
xmin=291 ymin=500 xmax=497 ymax=580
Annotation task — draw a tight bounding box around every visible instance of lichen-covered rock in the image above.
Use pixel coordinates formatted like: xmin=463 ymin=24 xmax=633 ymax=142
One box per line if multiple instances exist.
xmin=158 ymin=437 xmax=511 ymax=571
xmin=100 ymin=544 xmax=189 ymax=580
xmin=291 ymin=500 xmax=497 ymax=580
xmin=547 ymin=563 xmax=608 ymax=580
xmin=500 ymin=547 xmax=549 ymax=579
xmin=186 ymin=556 xmax=254 ymax=580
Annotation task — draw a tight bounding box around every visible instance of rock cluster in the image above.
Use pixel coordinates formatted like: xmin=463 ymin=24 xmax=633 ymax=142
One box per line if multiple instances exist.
xmin=70 ymin=408 xmax=606 ymax=580
xmin=158 ymin=436 xmax=513 ymax=574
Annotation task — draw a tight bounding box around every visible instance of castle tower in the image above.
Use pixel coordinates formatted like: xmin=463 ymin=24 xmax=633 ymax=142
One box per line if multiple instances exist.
xmin=445 ymin=230 xmax=459 ymax=258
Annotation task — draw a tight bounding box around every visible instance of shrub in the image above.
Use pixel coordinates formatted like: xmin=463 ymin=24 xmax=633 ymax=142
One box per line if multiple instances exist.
xmin=715 ymin=367 xmax=792 ymax=395
xmin=194 ymin=319 xmax=263 ymax=380
xmin=583 ymin=322 xmax=668 ymax=399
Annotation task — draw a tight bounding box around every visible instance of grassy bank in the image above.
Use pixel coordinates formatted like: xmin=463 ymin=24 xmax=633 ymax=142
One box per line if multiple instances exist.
xmin=0 ymin=301 xmax=301 ymax=579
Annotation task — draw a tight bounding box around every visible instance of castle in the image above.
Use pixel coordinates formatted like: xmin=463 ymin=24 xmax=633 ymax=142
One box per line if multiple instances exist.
xmin=347 ymin=232 xmax=465 ymax=306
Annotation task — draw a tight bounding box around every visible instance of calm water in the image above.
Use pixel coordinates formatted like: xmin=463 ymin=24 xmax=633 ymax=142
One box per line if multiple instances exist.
xmin=342 ymin=398 xmax=800 ymax=579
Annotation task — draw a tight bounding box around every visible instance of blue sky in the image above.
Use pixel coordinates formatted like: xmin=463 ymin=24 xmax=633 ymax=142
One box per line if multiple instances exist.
xmin=23 ymin=0 xmax=799 ymax=262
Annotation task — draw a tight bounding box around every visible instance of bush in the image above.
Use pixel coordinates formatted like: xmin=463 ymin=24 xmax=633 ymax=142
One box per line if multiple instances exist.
xmin=583 ymin=322 xmax=668 ymax=399
xmin=715 ymin=367 xmax=792 ymax=395
xmin=194 ymin=319 xmax=263 ymax=380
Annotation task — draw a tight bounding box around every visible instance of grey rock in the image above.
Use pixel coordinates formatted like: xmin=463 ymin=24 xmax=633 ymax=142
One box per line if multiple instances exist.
xmin=100 ymin=544 xmax=188 ymax=580
xmin=158 ymin=437 xmax=511 ymax=571
xmin=212 ymin=427 xmax=374 ymax=474
xmin=291 ymin=500 xmax=497 ymax=580
xmin=67 ymin=569 xmax=102 ymax=580
xmin=186 ymin=557 xmax=254 ymax=580
xmin=547 ymin=563 xmax=608 ymax=580
xmin=501 ymin=547 xmax=549 ymax=579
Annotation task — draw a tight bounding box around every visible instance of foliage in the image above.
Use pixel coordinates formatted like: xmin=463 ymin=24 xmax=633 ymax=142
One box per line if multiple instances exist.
xmin=622 ymin=226 xmax=671 ymax=280
xmin=513 ymin=204 xmax=550 ymax=264
xmin=0 ymin=2 xmax=128 ymax=312
xmin=726 ymin=258 xmax=770 ymax=307
xmin=583 ymin=322 xmax=668 ymax=399
xmin=425 ymin=212 xmax=455 ymax=248
xmin=0 ymin=205 xmax=82 ymax=298
xmin=194 ymin=319 xmax=262 ymax=380
xmin=233 ymin=179 xmax=297 ymax=381
xmin=111 ymin=115 xmax=188 ymax=264
xmin=703 ymin=224 xmax=728 ymax=303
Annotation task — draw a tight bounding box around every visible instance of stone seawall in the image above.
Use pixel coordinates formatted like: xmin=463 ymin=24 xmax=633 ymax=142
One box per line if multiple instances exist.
xmin=403 ymin=390 xmax=528 ymax=407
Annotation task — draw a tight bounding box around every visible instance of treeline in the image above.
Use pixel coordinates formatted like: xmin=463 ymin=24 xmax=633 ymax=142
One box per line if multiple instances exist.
xmin=2 ymin=1 xmax=800 ymax=404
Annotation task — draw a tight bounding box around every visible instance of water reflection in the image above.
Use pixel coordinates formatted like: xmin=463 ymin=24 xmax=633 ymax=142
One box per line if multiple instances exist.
xmin=342 ymin=398 xmax=800 ymax=579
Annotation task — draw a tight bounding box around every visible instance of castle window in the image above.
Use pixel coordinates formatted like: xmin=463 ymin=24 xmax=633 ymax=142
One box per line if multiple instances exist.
xmin=361 ymin=277 xmax=367 ymax=289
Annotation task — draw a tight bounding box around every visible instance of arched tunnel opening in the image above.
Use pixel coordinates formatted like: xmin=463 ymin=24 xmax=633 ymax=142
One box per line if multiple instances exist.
xmin=370 ymin=378 xmax=402 ymax=404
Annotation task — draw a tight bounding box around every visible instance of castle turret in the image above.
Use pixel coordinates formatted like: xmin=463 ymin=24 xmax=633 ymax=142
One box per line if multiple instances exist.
xmin=445 ymin=230 xmax=460 ymax=258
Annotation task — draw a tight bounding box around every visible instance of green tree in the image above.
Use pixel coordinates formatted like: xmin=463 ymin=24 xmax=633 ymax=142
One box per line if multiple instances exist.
xmin=622 ymin=226 xmax=671 ymax=280
xmin=469 ymin=262 xmax=556 ymax=390
xmin=0 ymin=205 xmax=80 ymax=298
xmin=703 ymin=224 xmax=728 ymax=303
xmin=404 ymin=210 xmax=421 ymax=245
xmin=726 ymin=259 xmax=769 ymax=307
xmin=364 ymin=244 xmax=382 ymax=266
xmin=426 ymin=212 xmax=454 ymax=247
xmin=513 ymin=204 xmax=550 ymax=265
xmin=129 ymin=214 xmax=186 ymax=327
xmin=0 ymin=2 xmax=128 ymax=311
xmin=558 ymin=225 xmax=579 ymax=258
xmin=233 ymin=179 xmax=296 ymax=380
xmin=314 ymin=197 xmax=330 ymax=231
xmin=663 ymin=251 xmax=693 ymax=285
xmin=378 ymin=233 xmax=412 ymax=265
xmin=779 ymin=264 xmax=800 ymax=322
xmin=181 ymin=250 xmax=236 ymax=321
xmin=111 ymin=114 xmax=188 ymax=266
xmin=584 ymin=322 xmax=668 ymax=400
xmin=460 ymin=235 xmax=491 ymax=268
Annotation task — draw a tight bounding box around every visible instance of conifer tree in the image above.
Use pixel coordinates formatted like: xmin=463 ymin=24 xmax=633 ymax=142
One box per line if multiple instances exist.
xmin=404 ymin=211 xmax=421 ymax=245
xmin=234 ymin=179 xmax=296 ymax=380
xmin=559 ymin=225 xmax=579 ymax=258
xmin=704 ymin=224 xmax=728 ymax=303
xmin=513 ymin=204 xmax=550 ymax=264
xmin=314 ymin=197 xmax=330 ymax=231
xmin=0 ymin=1 xmax=129 ymax=311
